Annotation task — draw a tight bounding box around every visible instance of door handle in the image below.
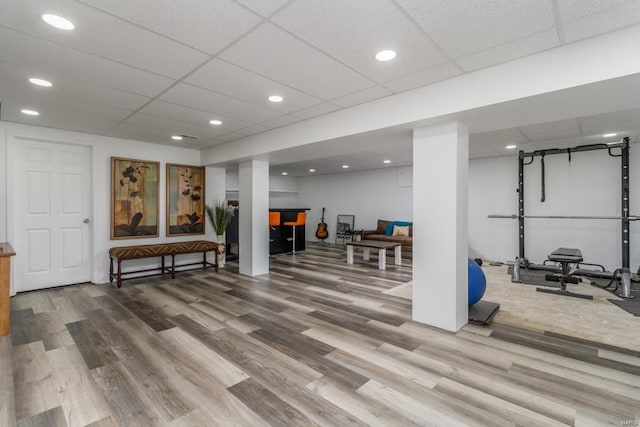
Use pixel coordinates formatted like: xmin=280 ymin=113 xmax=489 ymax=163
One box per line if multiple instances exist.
xmin=83 ymin=218 xmax=91 ymax=224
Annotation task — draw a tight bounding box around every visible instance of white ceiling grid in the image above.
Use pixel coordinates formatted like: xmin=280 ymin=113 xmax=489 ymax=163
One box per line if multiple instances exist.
xmin=0 ymin=0 xmax=638 ymax=170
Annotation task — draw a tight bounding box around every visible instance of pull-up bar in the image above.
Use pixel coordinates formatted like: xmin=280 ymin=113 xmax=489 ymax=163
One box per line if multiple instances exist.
xmin=488 ymin=214 xmax=640 ymax=221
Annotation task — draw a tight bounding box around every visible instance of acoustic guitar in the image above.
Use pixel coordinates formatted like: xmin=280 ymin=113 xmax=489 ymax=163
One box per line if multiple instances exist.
xmin=315 ymin=207 xmax=329 ymax=240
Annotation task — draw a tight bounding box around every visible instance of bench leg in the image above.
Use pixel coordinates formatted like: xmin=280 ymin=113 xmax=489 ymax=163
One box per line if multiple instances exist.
xmin=171 ymin=255 xmax=176 ymax=279
xmin=363 ymin=248 xmax=370 ymax=261
xmin=203 ymin=252 xmax=206 ymax=270
xmin=162 ymin=256 xmax=166 ymax=276
xmin=109 ymin=255 xmax=113 ymax=283
xmin=378 ymin=248 xmax=386 ymax=270
xmin=117 ymin=260 xmax=122 ymax=288
xmin=346 ymin=245 xmax=354 ymax=264
xmin=394 ymin=245 xmax=402 ymax=266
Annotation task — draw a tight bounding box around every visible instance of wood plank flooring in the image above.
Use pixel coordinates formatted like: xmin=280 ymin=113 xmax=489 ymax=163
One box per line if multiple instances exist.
xmin=2 ymin=244 xmax=639 ymax=426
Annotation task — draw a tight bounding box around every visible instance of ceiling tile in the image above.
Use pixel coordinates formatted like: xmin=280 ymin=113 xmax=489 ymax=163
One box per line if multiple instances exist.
xmin=578 ymin=108 xmax=640 ymax=128
xmin=292 ymin=102 xmax=341 ymax=119
xmin=220 ymin=23 xmax=374 ymax=99
xmin=521 ymin=127 xmax=581 ymax=142
xmin=234 ymin=0 xmax=290 ymax=17
xmin=159 ymin=83 xmax=281 ymax=123
xmin=383 ymin=62 xmax=461 ymax=93
xmin=561 ymin=1 xmax=640 ymax=43
xmin=0 ymin=0 xmax=209 ymax=79
xmin=470 ymin=128 xmax=528 ymax=147
xmin=107 ymin=121 xmax=183 ymax=144
xmin=239 ymin=124 xmax=272 ymax=136
xmin=396 ymin=0 xmax=555 ymax=59
xmin=217 ymin=131 xmax=248 ymax=142
xmin=457 ymin=28 xmax=559 ymax=72
xmin=0 ymin=60 xmax=150 ymax=112
xmin=272 ymin=0 xmax=447 ymax=82
xmin=77 ymin=0 xmax=262 ymax=54
xmin=261 ymin=114 xmax=303 ymax=128
xmin=0 ymin=27 xmax=173 ymax=97
xmin=331 ymin=85 xmax=393 ymax=108
xmin=125 ymin=112 xmax=225 ymax=140
xmin=139 ymin=100 xmax=249 ymax=133
xmin=2 ymin=102 xmax=132 ymax=134
xmin=557 ymin=0 xmax=634 ymax=22
xmin=185 ymin=59 xmax=323 ymax=113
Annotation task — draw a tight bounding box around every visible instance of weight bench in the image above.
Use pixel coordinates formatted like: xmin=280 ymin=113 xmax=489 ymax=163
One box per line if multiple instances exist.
xmin=537 ymin=247 xmax=593 ymax=300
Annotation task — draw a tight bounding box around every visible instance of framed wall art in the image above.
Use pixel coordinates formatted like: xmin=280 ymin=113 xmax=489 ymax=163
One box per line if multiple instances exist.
xmin=111 ymin=157 xmax=159 ymax=239
xmin=166 ymin=163 xmax=205 ymax=236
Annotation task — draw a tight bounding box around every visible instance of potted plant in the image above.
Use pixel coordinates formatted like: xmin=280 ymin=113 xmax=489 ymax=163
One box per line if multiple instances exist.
xmin=205 ymin=201 xmax=235 ymax=242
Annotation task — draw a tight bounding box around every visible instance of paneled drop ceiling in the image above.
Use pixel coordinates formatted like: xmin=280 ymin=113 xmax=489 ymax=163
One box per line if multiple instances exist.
xmin=1 ymin=0 xmax=639 ymax=172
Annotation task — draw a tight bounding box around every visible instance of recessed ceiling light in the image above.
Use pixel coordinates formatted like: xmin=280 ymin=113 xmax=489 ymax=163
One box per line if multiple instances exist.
xmin=375 ymin=49 xmax=397 ymax=62
xmin=505 ymin=144 xmax=517 ymax=149
xmin=282 ymin=172 xmax=288 ymax=176
xmin=383 ymin=159 xmax=391 ymax=164
xmin=171 ymin=135 xmax=183 ymax=141
xmin=41 ymin=14 xmax=75 ymax=30
xmin=21 ymin=109 xmax=39 ymax=116
xmin=29 ymin=78 xmax=52 ymax=87
xmin=268 ymin=95 xmax=284 ymax=103
xmin=342 ymin=165 xmax=349 ymax=169
xmin=309 ymin=169 xmax=316 ymax=172
xmin=603 ymin=132 xmax=617 ymax=138
xmin=209 ymin=119 xmax=222 ymax=126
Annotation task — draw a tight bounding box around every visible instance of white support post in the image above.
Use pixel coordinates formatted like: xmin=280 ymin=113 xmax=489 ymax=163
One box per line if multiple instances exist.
xmin=413 ymin=122 xmax=469 ymax=332
xmin=239 ymin=160 xmax=269 ymax=277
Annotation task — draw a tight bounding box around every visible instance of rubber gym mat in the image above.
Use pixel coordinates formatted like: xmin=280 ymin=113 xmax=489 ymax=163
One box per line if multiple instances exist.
xmin=608 ymin=288 xmax=640 ymax=316
xmin=506 ymin=266 xmax=561 ymax=287
xmin=468 ymin=300 xmax=500 ymax=325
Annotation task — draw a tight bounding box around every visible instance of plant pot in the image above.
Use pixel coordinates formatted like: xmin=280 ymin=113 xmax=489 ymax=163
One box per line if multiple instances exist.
xmin=216 ymin=235 xmax=226 ymax=267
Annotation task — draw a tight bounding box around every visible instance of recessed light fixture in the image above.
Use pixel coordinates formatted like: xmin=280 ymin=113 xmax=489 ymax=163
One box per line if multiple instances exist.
xmin=41 ymin=13 xmax=75 ymax=30
xmin=383 ymin=159 xmax=391 ymax=164
xmin=603 ymin=132 xmax=617 ymax=138
xmin=375 ymin=49 xmax=397 ymax=62
xmin=342 ymin=165 xmax=349 ymax=169
xmin=21 ymin=109 xmax=39 ymax=116
xmin=171 ymin=135 xmax=183 ymax=141
xmin=29 ymin=77 xmax=52 ymax=87
xmin=268 ymin=95 xmax=284 ymax=103
xmin=209 ymin=119 xmax=222 ymax=126
xmin=505 ymin=144 xmax=517 ymax=149
xmin=309 ymin=169 xmax=316 ymax=172
xmin=282 ymin=172 xmax=288 ymax=176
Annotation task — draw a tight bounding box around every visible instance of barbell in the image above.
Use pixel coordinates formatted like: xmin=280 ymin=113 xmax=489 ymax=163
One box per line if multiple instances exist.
xmin=488 ymin=214 xmax=640 ymax=221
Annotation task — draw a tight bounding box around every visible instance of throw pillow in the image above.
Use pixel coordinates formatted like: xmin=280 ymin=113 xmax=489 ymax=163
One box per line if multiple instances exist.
xmin=393 ymin=225 xmax=410 ymax=237
xmin=385 ymin=221 xmax=413 ymax=236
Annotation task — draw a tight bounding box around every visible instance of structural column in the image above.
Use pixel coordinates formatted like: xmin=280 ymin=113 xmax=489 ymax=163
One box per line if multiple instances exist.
xmin=238 ymin=160 xmax=269 ymax=276
xmin=413 ymin=122 xmax=469 ymax=331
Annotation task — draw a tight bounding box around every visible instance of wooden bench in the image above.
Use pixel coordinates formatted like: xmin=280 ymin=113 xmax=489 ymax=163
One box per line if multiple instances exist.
xmin=109 ymin=240 xmax=223 ymax=288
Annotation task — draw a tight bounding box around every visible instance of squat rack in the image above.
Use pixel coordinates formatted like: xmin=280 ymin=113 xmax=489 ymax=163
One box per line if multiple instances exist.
xmin=489 ymin=136 xmax=633 ymax=298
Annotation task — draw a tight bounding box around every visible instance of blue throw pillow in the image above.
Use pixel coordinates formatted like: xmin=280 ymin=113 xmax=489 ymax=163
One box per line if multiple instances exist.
xmin=385 ymin=221 xmax=413 ymax=236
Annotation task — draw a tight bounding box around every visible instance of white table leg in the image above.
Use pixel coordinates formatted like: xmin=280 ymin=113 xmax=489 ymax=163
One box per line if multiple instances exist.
xmin=394 ymin=245 xmax=401 ymax=265
xmin=378 ymin=248 xmax=386 ymax=270
xmin=347 ymin=245 xmax=354 ymax=264
xmin=363 ymin=248 xmax=370 ymax=261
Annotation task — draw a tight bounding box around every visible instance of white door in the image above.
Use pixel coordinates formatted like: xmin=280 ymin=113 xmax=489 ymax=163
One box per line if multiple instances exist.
xmin=10 ymin=139 xmax=92 ymax=292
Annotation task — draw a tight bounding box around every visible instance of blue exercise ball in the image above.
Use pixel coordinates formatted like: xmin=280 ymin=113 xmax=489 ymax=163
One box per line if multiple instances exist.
xmin=468 ymin=258 xmax=487 ymax=305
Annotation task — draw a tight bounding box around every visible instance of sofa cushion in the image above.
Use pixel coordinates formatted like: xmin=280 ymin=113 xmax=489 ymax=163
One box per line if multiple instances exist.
xmin=392 ymin=225 xmax=410 ymax=236
xmin=384 ymin=235 xmax=412 ymax=244
xmin=376 ymin=220 xmax=391 ymax=234
xmin=385 ymin=221 xmax=413 ymax=236
xmin=366 ymin=234 xmax=387 ymax=241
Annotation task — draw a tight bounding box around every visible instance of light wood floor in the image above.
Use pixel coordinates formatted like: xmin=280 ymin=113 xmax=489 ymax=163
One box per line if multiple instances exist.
xmin=2 ymin=244 xmax=639 ymax=426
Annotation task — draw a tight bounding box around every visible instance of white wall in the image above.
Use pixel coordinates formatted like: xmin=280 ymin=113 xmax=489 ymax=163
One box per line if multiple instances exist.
xmin=469 ymin=147 xmax=640 ymax=271
xmin=0 ymin=122 xmax=208 ymax=287
xmin=225 ymin=169 xmax=299 ymax=208
xmin=296 ymin=167 xmax=413 ymax=242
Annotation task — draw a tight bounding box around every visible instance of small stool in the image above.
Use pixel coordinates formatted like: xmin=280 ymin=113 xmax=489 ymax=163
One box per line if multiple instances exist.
xmin=537 ymin=248 xmax=593 ymax=300
xmin=269 ymin=212 xmax=281 ymax=243
xmin=283 ymin=212 xmax=306 ymax=255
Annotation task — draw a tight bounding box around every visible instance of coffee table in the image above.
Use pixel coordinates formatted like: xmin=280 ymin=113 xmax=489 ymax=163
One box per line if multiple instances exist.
xmin=346 ymin=240 xmax=402 ymax=270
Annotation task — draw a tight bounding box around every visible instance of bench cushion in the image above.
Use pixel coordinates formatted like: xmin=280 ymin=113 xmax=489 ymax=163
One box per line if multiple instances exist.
xmin=548 ymin=247 xmax=583 ymax=263
xmin=110 ymin=240 xmax=221 ymax=260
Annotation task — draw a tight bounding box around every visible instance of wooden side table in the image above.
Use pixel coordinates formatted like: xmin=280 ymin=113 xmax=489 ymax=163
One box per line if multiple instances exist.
xmin=0 ymin=242 xmax=16 ymax=336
